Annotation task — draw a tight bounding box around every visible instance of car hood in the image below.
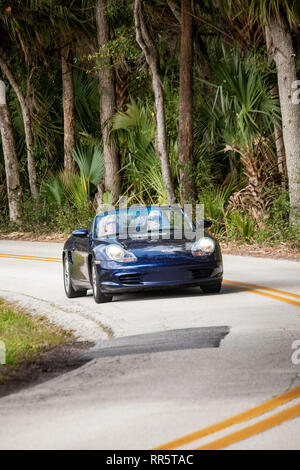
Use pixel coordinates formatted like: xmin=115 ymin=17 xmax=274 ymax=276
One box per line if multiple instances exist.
xmin=93 ymin=232 xmax=219 ymax=264
xmin=108 ymin=233 xmax=213 ymax=262
xmin=119 ymin=235 xmax=191 ymax=253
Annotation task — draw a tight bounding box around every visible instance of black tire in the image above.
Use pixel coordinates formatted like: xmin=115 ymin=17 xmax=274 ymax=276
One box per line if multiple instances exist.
xmin=200 ymin=281 xmax=222 ymax=294
xmin=63 ymin=255 xmax=87 ymax=298
xmin=91 ymin=261 xmax=113 ymax=304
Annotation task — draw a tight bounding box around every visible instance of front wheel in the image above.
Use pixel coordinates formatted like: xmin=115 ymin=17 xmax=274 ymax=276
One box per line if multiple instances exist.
xmin=63 ymin=256 xmax=87 ymax=298
xmin=91 ymin=261 xmax=112 ymax=304
xmin=200 ymin=281 xmax=222 ymax=294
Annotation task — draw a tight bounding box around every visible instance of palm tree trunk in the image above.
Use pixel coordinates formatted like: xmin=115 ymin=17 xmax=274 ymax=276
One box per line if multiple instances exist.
xmin=167 ymin=0 xmax=214 ymax=98
xmin=0 ymin=80 xmax=22 ymax=223
xmin=95 ymin=0 xmax=120 ymax=203
xmin=271 ymin=85 xmax=287 ymax=182
xmin=0 ymin=56 xmax=38 ymax=197
xmin=61 ymin=40 xmax=76 ymax=173
xmin=179 ymin=0 xmax=195 ymax=203
xmin=274 ymin=125 xmax=286 ymax=178
xmin=266 ymin=17 xmax=300 ymax=225
xmin=134 ymin=0 xmax=176 ymax=205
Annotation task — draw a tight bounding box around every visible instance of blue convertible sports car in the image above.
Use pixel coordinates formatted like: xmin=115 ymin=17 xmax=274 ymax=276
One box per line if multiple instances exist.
xmin=63 ymin=205 xmax=223 ymax=303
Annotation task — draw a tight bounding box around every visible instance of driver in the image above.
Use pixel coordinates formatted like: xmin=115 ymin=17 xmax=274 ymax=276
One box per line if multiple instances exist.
xmin=97 ymin=214 xmax=119 ymax=237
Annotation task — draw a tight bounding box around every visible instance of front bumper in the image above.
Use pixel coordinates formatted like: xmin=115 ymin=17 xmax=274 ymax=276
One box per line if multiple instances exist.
xmin=96 ymin=261 xmax=223 ymax=294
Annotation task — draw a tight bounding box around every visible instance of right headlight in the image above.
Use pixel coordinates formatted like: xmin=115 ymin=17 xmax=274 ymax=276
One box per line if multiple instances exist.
xmin=192 ymin=237 xmax=215 ymax=256
xmin=106 ymin=244 xmax=137 ymax=263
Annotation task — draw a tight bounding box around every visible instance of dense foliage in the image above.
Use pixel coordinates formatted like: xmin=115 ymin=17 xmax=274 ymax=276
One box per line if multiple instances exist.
xmin=0 ymin=0 xmax=299 ymax=247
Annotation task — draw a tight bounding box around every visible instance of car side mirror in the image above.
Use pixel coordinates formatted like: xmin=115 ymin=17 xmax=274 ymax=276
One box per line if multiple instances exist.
xmin=197 ymin=219 xmax=213 ymax=229
xmin=72 ymin=229 xmax=89 ymax=238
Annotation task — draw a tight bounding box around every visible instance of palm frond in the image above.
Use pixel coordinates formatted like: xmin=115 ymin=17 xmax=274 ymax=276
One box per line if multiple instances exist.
xmin=72 ymin=144 xmax=104 ymax=191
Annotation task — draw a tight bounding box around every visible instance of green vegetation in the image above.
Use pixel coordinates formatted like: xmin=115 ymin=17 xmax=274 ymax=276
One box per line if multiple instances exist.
xmin=0 ymin=298 xmax=71 ymax=381
xmin=0 ymin=1 xmax=299 ymax=248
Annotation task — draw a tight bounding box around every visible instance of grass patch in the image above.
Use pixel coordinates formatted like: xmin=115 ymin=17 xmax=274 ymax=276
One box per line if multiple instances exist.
xmin=0 ymin=298 xmax=72 ymax=382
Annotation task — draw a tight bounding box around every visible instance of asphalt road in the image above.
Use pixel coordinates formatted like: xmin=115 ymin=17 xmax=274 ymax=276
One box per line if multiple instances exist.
xmin=0 ymin=239 xmax=300 ymax=450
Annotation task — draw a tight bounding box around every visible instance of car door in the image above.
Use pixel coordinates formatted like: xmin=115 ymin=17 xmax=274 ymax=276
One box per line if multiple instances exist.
xmin=70 ymin=231 xmax=91 ymax=288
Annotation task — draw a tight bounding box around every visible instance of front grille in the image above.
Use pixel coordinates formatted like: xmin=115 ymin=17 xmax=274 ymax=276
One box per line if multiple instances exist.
xmin=190 ymin=268 xmax=213 ymax=279
xmin=118 ymin=274 xmax=141 ymax=285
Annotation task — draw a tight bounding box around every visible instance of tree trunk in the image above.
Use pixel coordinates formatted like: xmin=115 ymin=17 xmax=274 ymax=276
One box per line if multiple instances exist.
xmin=0 ymin=81 xmax=22 ymax=223
xmin=271 ymin=85 xmax=287 ymax=182
xmin=266 ymin=17 xmax=300 ymax=225
xmin=134 ymin=0 xmax=176 ymax=205
xmin=61 ymin=40 xmax=76 ymax=173
xmin=167 ymin=0 xmax=214 ymax=99
xmin=274 ymin=125 xmax=286 ymax=177
xmin=115 ymin=63 xmax=130 ymax=111
xmin=178 ymin=0 xmax=195 ymax=203
xmin=226 ymin=145 xmax=269 ymax=226
xmin=193 ymin=37 xmax=215 ymax=99
xmin=0 ymin=56 xmax=38 ymax=197
xmin=95 ymin=0 xmax=120 ymax=203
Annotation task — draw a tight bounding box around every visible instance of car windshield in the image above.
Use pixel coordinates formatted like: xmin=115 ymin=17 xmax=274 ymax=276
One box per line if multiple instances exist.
xmin=94 ymin=206 xmax=194 ymax=239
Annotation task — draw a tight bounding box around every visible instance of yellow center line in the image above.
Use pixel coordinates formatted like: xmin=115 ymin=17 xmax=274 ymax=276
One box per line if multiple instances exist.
xmin=223 ymin=282 xmax=300 ymax=308
xmin=0 ymin=253 xmax=61 ymax=263
xmin=1 ymin=251 xmax=300 ymax=448
xmin=224 ymin=279 xmax=300 ymax=300
xmin=153 ymin=386 xmax=300 ymax=450
xmin=0 ymin=254 xmax=300 ymax=306
xmin=195 ymin=403 xmax=300 ymax=450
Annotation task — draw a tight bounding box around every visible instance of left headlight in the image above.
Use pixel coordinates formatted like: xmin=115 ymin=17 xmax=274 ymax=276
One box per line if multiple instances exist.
xmin=106 ymin=244 xmax=137 ymax=263
xmin=192 ymin=237 xmax=215 ymax=256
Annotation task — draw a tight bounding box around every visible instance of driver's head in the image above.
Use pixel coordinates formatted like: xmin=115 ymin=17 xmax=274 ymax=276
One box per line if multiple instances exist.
xmin=104 ymin=214 xmax=118 ymax=235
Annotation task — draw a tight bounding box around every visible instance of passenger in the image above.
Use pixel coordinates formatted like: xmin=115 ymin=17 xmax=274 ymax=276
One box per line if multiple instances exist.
xmin=147 ymin=210 xmax=162 ymax=231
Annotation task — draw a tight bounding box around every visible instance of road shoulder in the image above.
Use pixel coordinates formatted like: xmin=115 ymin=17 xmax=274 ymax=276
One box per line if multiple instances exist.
xmin=1 ymin=232 xmax=299 ymax=261
xmin=0 ymin=298 xmax=92 ymax=398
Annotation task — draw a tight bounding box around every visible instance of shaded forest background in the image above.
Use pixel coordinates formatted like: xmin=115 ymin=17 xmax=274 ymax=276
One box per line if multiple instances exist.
xmin=0 ymin=0 xmax=299 ymax=248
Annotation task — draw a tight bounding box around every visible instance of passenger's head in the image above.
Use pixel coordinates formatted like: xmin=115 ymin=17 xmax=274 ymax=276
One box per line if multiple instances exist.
xmin=147 ymin=210 xmax=162 ymax=231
